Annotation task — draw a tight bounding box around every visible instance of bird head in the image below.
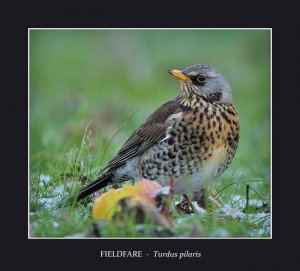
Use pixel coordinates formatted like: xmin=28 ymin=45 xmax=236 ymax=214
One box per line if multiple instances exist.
xmin=168 ymin=64 xmax=232 ymax=104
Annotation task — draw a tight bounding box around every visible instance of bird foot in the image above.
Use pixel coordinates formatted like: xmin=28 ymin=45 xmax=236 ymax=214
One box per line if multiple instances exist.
xmin=175 ymin=194 xmax=196 ymax=214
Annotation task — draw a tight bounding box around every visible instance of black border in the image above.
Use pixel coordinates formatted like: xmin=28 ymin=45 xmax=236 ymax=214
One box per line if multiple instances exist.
xmin=4 ymin=2 xmax=296 ymax=268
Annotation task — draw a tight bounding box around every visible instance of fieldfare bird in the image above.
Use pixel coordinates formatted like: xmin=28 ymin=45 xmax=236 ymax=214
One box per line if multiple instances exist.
xmin=63 ymin=64 xmax=239 ymax=206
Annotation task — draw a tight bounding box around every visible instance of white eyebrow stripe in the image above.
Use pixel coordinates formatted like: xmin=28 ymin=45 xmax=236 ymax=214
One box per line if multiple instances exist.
xmin=187 ymin=72 xmax=199 ymax=76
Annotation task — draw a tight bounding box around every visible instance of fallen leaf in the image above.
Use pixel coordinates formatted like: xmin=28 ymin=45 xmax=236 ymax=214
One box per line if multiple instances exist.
xmin=92 ymin=179 xmax=162 ymax=220
xmin=114 ymin=198 xmax=173 ymax=227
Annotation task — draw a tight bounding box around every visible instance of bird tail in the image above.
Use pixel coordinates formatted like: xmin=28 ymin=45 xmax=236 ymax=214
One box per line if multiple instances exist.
xmin=57 ymin=172 xmax=114 ymax=208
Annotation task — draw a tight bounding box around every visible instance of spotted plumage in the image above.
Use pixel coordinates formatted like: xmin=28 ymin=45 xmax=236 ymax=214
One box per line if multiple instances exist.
xmin=63 ymin=64 xmax=239 ymax=205
xmin=140 ymin=95 xmax=239 ymax=193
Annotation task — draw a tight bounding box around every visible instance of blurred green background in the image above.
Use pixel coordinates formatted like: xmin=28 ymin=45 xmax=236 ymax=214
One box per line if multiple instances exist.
xmin=30 ymin=29 xmax=270 ymax=177
xmin=29 ymin=30 xmax=270 ymax=237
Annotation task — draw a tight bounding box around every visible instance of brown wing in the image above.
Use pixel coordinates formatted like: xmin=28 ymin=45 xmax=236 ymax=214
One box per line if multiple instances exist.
xmin=99 ymin=96 xmax=181 ymax=173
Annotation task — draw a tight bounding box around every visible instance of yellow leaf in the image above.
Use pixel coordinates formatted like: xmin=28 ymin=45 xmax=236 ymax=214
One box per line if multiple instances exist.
xmin=92 ymin=179 xmax=162 ymax=220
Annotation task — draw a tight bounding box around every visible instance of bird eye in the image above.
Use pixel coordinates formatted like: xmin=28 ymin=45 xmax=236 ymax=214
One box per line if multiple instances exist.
xmin=197 ymin=74 xmax=207 ymax=83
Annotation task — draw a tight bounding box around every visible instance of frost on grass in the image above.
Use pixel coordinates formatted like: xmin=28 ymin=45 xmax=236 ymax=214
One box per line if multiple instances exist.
xmin=226 ymin=194 xmax=270 ymax=236
xmin=37 ymin=174 xmax=51 ymax=189
xmin=33 ymin=132 xmax=98 ymax=211
xmin=215 ymin=201 xmax=270 ymax=237
xmin=243 ymin=212 xmax=271 ymax=236
xmin=36 ymin=180 xmax=76 ymax=210
xmin=230 ymin=194 xmax=264 ymax=209
xmin=210 ymin=228 xmax=230 ymax=237
xmin=192 ymin=202 xmax=207 ymax=215
xmin=64 ymin=233 xmax=86 ymax=238
xmin=218 ymin=203 xmax=246 ymax=219
xmin=37 ymin=198 xmax=58 ymax=209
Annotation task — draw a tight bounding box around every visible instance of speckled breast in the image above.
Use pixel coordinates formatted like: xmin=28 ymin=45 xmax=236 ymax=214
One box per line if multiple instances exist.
xmin=139 ymin=102 xmax=239 ymax=192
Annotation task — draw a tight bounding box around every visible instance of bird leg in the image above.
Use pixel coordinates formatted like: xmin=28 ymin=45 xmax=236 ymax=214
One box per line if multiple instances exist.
xmin=175 ymin=194 xmax=196 ymax=214
xmin=175 ymin=187 xmax=207 ymax=214
xmin=191 ymin=188 xmax=206 ymax=208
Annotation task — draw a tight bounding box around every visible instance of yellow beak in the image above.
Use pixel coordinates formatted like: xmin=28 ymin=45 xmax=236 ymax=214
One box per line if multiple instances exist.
xmin=168 ymin=69 xmax=189 ymax=81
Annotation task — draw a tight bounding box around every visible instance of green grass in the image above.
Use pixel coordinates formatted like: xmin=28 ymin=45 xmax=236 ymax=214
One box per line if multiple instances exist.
xmin=29 ymin=29 xmax=271 ymax=238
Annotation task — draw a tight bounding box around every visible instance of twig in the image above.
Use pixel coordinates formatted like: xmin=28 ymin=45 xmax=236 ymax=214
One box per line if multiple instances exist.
xmin=244 ymin=184 xmax=250 ymax=212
